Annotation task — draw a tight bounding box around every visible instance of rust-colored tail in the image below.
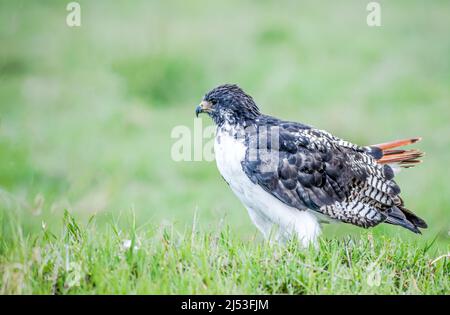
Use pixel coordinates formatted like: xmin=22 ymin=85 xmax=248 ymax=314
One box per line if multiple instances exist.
xmin=372 ymin=137 xmax=424 ymax=168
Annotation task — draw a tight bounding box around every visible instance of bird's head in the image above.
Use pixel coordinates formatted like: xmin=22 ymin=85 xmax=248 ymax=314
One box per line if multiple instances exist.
xmin=195 ymin=84 xmax=261 ymax=126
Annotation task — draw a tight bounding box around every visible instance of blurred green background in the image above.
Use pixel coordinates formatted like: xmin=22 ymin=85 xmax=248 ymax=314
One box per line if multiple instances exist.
xmin=0 ymin=1 xmax=449 ymax=247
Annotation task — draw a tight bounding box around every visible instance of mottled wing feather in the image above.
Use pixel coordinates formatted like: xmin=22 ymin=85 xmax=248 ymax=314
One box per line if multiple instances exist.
xmin=241 ymin=117 xmax=402 ymax=229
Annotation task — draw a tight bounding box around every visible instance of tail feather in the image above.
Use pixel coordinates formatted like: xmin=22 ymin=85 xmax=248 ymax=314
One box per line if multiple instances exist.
xmin=400 ymin=206 xmax=428 ymax=229
xmin=370 ymin=137 xmax=427 ymax=233
xmin=371 ymin=137 xmax=424 ymax=168
xmin=385 ymin=205 xmax=428 ymax=234
xmin=374 ymin=137 xmax=421 ymax=150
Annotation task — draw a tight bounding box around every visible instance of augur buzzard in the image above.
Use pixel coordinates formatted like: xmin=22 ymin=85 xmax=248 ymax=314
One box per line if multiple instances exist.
xmin=195 ymin=84 xmax=427 ymax=246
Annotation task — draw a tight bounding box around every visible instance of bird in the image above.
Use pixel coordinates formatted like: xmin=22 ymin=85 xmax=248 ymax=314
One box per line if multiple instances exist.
xmin=195 ymin=84 xmax=427 ymax=247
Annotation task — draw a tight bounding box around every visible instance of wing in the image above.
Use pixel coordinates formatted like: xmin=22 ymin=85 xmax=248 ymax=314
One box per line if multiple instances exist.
xmin=241 ymin=117 xmax=422 ymax=231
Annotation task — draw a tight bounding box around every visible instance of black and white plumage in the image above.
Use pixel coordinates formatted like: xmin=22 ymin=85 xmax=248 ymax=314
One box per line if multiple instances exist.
xmin=196 ymin=84 xmax=427 ymax=246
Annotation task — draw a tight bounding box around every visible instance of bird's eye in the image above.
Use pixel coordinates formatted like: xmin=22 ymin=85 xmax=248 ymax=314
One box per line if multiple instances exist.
xmin=210 ymin=99 xmax=217 ymax=105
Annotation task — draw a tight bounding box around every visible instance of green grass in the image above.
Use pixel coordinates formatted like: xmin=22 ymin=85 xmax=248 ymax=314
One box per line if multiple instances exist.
xmin=0 ymin=1 xmax=449 ymax=294
xmin=1 ymin=210 xmax=448 ymax=294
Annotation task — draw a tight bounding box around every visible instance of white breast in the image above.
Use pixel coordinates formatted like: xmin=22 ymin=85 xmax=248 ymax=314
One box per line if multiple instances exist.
xmin=214 ymin=128 xmax=247 ymax=194
xmin=214 ymin=126 xmax=321 ymax=247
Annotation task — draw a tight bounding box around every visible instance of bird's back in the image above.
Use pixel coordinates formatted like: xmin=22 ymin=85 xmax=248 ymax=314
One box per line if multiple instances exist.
xmin=240 ymin=115 xmax=427 ymax=233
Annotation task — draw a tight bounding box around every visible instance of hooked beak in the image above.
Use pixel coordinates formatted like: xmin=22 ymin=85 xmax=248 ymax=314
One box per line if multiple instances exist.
xmin=195 ymin=100 xmax=212 ymax=117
